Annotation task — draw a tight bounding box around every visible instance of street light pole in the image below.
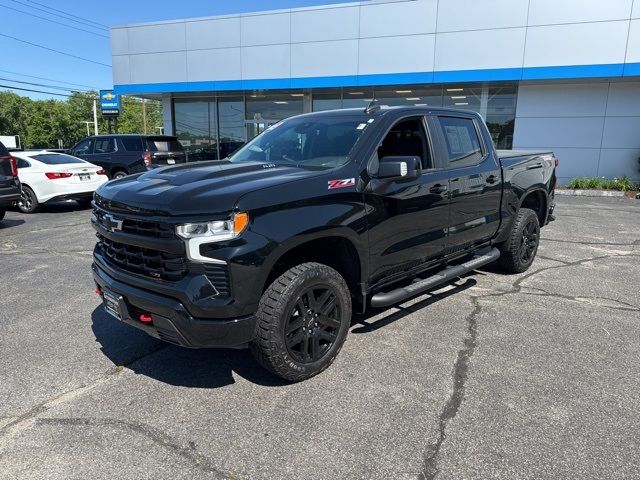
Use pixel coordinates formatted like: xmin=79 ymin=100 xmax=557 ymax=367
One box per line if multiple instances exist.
xmin=92 ymin=99 xmax=98 ymax=135
xmin=81 ymin=121 xmax=92 ymax=136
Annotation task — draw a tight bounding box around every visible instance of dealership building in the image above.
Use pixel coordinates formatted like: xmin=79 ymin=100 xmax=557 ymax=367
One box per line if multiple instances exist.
xmin=110 ymin=0 xmax=640 ymax=182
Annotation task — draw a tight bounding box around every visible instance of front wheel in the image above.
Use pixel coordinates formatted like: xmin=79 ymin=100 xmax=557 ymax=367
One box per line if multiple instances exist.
xmin=18 ymin=186 xmax=40 ymax=214
xmin=250 ymin=262 xmax=352 ymax=382
xmin=496 ymin=207 xmax=540 ymax=273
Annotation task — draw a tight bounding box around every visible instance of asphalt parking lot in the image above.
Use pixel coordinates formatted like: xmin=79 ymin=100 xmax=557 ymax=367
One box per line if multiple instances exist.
xmin=0 ymin=196 xmax=639 ymax=480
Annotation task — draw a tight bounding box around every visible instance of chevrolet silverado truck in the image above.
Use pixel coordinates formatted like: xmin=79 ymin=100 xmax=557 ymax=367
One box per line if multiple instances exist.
xmin=0 ymin=141 xmax=21 ymax=222
xmin=91 ymin=106 xmax=556 ymax=381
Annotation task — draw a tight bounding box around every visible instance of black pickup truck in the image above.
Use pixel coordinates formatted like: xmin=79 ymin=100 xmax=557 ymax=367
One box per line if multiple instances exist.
xmin=0 ymin=141 xmax=21 ymax=222
xmin=91 ymin=106 xmax=556 ymax=381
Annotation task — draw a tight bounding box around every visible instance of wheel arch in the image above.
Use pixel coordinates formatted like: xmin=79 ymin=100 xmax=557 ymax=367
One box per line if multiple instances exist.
xmin=518 ymin=187 xmax=548 ymax=226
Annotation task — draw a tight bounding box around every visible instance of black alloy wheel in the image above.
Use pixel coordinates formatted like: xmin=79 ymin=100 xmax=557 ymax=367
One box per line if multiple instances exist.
xmin=284 ymin=285 xmax=342 ymax=364
xmin=519 ymin=220 xmax=539 ymax=264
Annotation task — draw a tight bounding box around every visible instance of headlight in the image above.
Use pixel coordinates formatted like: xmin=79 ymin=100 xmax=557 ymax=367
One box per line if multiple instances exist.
xmin=176 ymin=212 xmax=249 ymax=242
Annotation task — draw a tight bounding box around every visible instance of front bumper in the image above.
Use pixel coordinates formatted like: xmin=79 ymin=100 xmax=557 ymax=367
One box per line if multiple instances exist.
xmin=93 ymin=262 xmax=257 ymax=348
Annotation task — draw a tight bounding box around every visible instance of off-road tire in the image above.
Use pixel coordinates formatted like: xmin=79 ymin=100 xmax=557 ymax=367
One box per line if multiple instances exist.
xmin=18 ymin=186 xmax=40 ymax=214
xmin=496 ymin=207 xmax=540 ymax=273
xmin=250 ymin=262 xmax=351 ymax=382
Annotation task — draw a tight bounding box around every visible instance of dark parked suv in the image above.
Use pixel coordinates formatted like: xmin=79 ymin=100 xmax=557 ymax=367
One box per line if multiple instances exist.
xmin=0 ymin=141 xmax=21 ymax=222
xmin=69 ymin=135 xmax=186 ymax=179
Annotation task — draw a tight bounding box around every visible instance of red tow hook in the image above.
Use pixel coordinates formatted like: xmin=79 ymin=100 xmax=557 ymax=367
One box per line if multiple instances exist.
xmin=94 ymin=287 xmax=102 ymax=296
xmin=139 ymin=314 xmax=153 ymax=324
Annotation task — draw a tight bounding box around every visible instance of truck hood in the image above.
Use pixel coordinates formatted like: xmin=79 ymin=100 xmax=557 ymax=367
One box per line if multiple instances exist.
xmin=95 ymin=160 xmax=320 ymax=217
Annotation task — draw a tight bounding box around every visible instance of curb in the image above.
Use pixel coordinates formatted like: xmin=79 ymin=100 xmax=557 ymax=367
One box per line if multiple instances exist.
xmin=555 ymin=189 xmax=625 ymax=197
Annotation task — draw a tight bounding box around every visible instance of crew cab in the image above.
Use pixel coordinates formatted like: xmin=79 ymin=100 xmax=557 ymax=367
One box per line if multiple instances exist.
xmin=69 ymin=135 xmax=186 ymax=179
xmin=91 ymin=107 xmax=556 ymax=381
xmin=0 ymin=140 xmax=20 ymax=222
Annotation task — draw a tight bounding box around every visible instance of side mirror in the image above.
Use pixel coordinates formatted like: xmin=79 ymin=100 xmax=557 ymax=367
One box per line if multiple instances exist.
xmin=377 ymin=156 xmax=421 ymax=179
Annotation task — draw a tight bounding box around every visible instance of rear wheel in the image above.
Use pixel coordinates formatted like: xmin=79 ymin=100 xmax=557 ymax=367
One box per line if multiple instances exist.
xmin=18 ymin=186 xmax=40 ymax=214
xmin=496 ymin=207 xmax=540 ymax=273
xmin=111 ymin=170 xmax=127 ymax=180
xmin=250 ymin=262 xmax=351 ymax=382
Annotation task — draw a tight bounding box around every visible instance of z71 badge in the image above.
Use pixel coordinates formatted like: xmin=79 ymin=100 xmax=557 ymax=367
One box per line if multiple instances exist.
xmin=328 ymin=178 xmax=356 ymax=190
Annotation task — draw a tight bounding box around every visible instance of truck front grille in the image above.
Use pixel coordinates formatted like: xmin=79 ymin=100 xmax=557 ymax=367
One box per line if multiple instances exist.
xmin=97 ymin=234 xmax=187 ymax=281
xmin=93 ymin=208 xmax=175 ymax=239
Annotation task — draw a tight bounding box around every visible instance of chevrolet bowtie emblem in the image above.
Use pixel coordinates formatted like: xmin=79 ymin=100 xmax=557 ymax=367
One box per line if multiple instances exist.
xmin=102 ymin=214 xmax=123 ymax=232
xmin=103 ymin=93 xmax=116 ymax=100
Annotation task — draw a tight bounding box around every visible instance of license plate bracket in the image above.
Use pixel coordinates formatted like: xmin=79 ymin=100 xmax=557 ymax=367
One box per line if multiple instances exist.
xmin=102 ymin=289 xmax=122 ymax=320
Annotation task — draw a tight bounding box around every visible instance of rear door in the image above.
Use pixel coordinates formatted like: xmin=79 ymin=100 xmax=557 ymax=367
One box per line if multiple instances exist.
xmin=365 ymin=116 xmax=451 ymax=285
xmin=434 ymin=114 xmax=503 ymax=252
xmin=145 ymin=136 xmax=187 ymax=166
xmin=91 ymin=137 xmax=116 ymax=168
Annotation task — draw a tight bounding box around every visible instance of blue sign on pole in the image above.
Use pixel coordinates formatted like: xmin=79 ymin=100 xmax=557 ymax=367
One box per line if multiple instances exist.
xmin=99 ymin=89 xmax=120 ymax=116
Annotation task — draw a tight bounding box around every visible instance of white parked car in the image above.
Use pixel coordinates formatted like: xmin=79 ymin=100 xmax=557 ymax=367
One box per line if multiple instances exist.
xmin=12 ymin=151 xmax=108 ymax=213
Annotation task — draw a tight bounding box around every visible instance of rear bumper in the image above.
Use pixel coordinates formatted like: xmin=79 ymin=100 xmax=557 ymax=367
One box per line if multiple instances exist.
xmin=0 ymin=183 xmax=20 ymax=207
xmin=93 ymin=262 xmax=257 ymax=348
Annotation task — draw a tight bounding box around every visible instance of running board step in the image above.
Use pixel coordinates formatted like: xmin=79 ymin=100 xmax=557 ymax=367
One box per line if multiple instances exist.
xmin=370 ymin=247 xmax=500 ymax=308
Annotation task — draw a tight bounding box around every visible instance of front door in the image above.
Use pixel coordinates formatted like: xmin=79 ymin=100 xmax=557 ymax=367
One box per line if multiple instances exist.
xmin=434 ymin=115 xmax=503 ymax=252
xmin=365 ymin=116 xmax=450 ymax=285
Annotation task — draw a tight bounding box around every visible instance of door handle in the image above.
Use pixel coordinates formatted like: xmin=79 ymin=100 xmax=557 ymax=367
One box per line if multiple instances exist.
xmin=485 ymin=174 xmax=498 ymax=184
xmin=429 ymin=184 xmax=448 ymax=194
xmin=527 ymin=163 xmax=543 ymax=170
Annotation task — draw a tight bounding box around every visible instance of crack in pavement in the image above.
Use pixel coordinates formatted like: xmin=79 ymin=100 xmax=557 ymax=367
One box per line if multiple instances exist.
xmin=542 ymin=237 xmax=640 ymax=247
xmin=418 ymin=251 xmax=640 ymax=479
xmin=0 ymin=344 xmax=169 ymax=443
xmin=35 ymin=417 xmax=246 ymax=479
xmin=521 ymin=286 xmax=640 ymax=312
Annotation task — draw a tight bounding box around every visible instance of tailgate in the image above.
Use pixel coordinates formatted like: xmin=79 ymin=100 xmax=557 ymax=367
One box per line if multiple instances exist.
xmin=151 ymin=151 xmax=187 ymax=166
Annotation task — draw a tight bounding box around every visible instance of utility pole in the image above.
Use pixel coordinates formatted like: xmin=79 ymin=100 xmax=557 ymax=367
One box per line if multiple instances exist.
xmin=81 ymin=121 xmax=92 ymax=136
xmin=92 ymin=99 xmax=99 ymax=135
xmin=142 ymin=98 xmax=147 ymax=134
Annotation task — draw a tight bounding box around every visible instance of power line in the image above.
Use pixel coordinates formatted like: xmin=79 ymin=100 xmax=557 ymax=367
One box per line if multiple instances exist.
xmin=0 ymin=68 xmax=97 ymax=89
xmin=0 ymin=83 xmax=71 ymax=97
xmin=25 ymin=0 xmax=109 ymax=29
xmin=0 ymin=3 xmax=108 ymax=38
xmin=9 ymin=0 xmax=108 ymax=31
xmin=0 ymin=76 xmax=89 ymax=93
xmin=0 ymin=32 xmax=111 ymax=67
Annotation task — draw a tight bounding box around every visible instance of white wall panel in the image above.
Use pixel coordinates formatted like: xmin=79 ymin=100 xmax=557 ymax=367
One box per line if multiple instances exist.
xmin=112 ymin=55 xmax=131 ymax=85
xmin=129 ymin=52 xmax=187 ymax=84
xmin=435 ymin=28 xmax=525 ymax=71
xmin=127 ymin=22 xmax=185 ymax=54
xmin=241 ymin=13 xmax=290 ymax=46
xmin=187 ymin=48 xmax=241 ymax=81
xmin=605 ymin=82 xmax=640 ymax=116
xmin=241 ymin=44 xmax=290 ymax=79
xmin=597 ymin=148 xmax=640 ymax=178
xmin=291 ymin=40 xmax=358 ymax=77
xmin=540 ymin=148 xmax=601 ymax=181
xmin=359 ymin=34 xmax=435 ymax=75
xmin=360 ymin=0 xmax=437 ymax=37
xmin=110 ymin=28 xmax=129 ymax=56
xmin=291 ymin=6 xmax=359 ymax=42
xmin=513 ymin=117 xmax=605 ymax=148
xmin=437 ymin=0 xmax=528 ymax=32
xmin=185 ymin=17 xmax=241 ymax=50
xmin=626 ymin=19 xmax=640 ymax=63
xmin=528 ymin=0 xmax=633 ymax=25
xmin=524 ymin=22 xmax=629 ymax=67
xmin=516 ymin=83 xmax=609 ymax=117
xmin=601 ymin=117 xmax=640 ymax=148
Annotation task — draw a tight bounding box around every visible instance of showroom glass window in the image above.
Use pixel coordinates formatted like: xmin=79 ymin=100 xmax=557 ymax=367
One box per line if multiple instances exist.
xmin=218 ymin=97 xmax=246 ymax=158
xmin=174 ymin=99 xmax=218 ymax=161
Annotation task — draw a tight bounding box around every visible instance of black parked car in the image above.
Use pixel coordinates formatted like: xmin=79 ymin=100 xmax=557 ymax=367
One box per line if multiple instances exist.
xmin=69 ymin=135 xmax=186 ymax=179
xmin=0 ymin=141 xmax=21 ymax=222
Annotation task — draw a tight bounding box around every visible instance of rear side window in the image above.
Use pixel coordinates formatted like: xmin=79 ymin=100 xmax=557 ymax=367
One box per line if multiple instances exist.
xmin=437 ymin=116 xmax=484 ymax=168
xmin=16 ymin=158 xmax=31 ymax=168
xmin=94 ymin=138 xmax=116 ymax=154
xmin=0 ymin=142 xmax=8 ymax=156
xmin=146 ymin=138 xmax=184 ymax=152
xmin=31 ymin=154 xmax=86 ymax=165
xmin=121 ymin=137 xmax=143 ymax=152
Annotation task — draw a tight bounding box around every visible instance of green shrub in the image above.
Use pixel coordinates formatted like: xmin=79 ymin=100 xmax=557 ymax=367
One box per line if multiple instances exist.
xmin=568 ymin=176 xmax=638 ymax=191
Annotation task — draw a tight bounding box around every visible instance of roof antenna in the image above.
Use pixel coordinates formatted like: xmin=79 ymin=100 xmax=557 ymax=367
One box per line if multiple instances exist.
xmin=365 ymin=98 xmax=380 ymax=114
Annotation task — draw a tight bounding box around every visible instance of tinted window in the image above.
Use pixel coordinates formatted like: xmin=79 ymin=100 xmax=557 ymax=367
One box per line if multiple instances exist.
xmin=229 ymin=116 xmax=371 ymax=169
xmin=0 ymin=142 xmax=8 ymax=156
xmin=378 ymin=117 xmax=432 ymax=169
xmin=146 ymin=138 xmax=184 ymax=152
xmin=73 ymin=138 xmax=92 ymax=155
xmin=16 ymin=158 xmax=30 ymax=168
xmin=31 ymin=154 xmax=86 ymax=165
xmin=437 ymin=117 xmax=483 ymax=167
xmin=121 ymin=137 xmax=143 ymax=152
xmin=94 ymin=138 xmax=115 ymax=154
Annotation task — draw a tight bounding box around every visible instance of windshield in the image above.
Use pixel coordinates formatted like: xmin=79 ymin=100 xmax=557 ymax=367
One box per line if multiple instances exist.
xmin=31 ymin=154 xmax=86 ymax=165
xmin=229 ymin=116 xmax=372 ymax=168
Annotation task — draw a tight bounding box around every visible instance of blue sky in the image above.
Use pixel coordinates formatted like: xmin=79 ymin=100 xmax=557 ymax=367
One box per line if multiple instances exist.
xmin=0 ymin=0 xmax=353 ymax=100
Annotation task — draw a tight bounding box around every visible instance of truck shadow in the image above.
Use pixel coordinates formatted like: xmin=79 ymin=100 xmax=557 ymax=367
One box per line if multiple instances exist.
xmin=0 ymin=218 xmax=25 ymax=229
xmin=90 ymin=277 xmax=477 ymax=389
